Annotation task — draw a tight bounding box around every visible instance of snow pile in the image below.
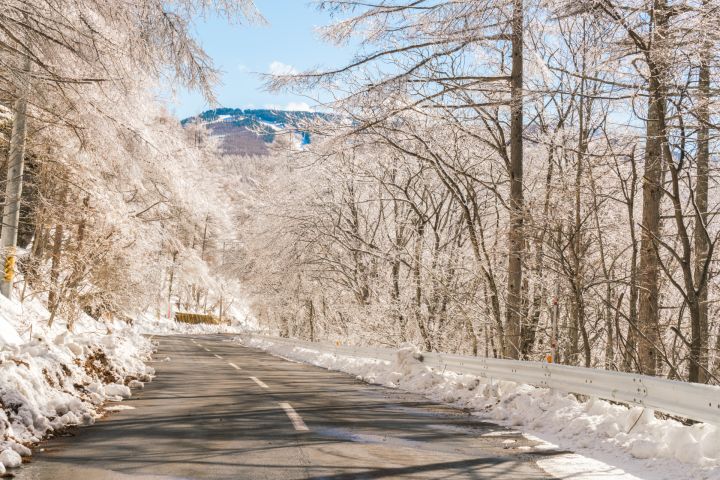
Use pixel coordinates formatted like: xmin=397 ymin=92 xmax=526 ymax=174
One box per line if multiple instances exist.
xmin=241 ymin=337 xmax=720 ymax=480
xmin=0 ymin=294 xmax=154 ymax=474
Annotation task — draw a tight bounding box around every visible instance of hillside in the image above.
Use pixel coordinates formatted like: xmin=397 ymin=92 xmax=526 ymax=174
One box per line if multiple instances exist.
xmin=182 ymin=108 xmax=325 ymax=156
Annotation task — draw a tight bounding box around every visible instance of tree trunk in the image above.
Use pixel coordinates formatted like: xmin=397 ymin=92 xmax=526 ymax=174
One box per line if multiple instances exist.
xmin=637 ymin=65 xmax=666 ymax=376
xmin=505 ymin=0 xmax=524 ymax=360
xmin=413 ymin=222 xmax=432 ymax=351
xmin=693 ymin=26 xmax=710 ymax=382
xmin=0 ymin=83 xmax=30 ymax=299
xmin=167 ymin=250 xmax=178 ymax=317
xmin=391 ymin=258 xmax=407 ymax=340
xmin=306 ymin=299 xmax=315 ymax=342
xmin=624 ymin=154 xmax=640 ymax=371
xmin=47 ymin=222 xmax=64 ymax=326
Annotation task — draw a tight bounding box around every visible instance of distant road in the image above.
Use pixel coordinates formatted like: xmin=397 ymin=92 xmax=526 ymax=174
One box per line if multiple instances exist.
xmin=16 ymin=335 xmax=557 ymax=479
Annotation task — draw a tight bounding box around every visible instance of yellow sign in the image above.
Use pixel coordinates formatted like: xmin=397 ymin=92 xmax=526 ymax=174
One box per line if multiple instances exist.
xmin=4 ymin=256 xmax=15 ymax=282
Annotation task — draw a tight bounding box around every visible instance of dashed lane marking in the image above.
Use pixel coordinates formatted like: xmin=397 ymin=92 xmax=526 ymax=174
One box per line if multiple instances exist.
xmin=203 ymin=347 xmax=211 ymax=352
xmin=249 ymin=376 xmax=269 ymax=389
xmin=228 ymin=362 xmax=241 ymax=370
xmin=279 ymin=402 xmax=309 ymax=431
xmin=214 ymin=354 xmax=223 ymax=359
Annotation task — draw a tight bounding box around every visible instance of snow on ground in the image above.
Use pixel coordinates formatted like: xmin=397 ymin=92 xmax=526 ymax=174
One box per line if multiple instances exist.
xmin=240 ymin=337 xmax=720 ymax=480
xmin=134 ymin=313 xmax=245 ymax=335
xmin=0 ymin=293 xmax=155 ymax=474
xmin=133 ymin=304 xmax=256 ymax=336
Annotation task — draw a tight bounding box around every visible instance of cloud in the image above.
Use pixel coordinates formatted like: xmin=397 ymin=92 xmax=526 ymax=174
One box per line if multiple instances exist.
xmin=268 ymin=61 xmax=298 ymax=76
xmin=286 ymin=102 xmax=312 ymax=112
xmin=263 ymin=102 xmax=313 ymax=112
xmin=237 ymin=64 xmax=248 ymax=72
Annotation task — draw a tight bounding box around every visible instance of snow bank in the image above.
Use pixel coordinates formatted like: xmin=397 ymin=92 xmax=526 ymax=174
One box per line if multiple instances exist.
xmin=0 ymin=316 xmax=21 ymax=347
xmin=241 ymin=337 xmax=720 ymax=480
xmin=0 ymin=294 xmax=154 ymax=472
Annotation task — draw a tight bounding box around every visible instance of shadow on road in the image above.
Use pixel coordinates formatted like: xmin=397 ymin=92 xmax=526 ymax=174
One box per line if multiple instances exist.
xmin=15 ymin=335 xmax=561 ymax=480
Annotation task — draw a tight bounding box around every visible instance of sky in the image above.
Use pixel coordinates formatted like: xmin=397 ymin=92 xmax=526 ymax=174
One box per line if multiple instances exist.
xmin=165 ymin=1 xmax=355 ymax=120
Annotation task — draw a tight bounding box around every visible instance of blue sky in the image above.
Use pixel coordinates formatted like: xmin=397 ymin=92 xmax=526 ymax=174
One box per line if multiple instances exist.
xmin=166 ymin=1 xmax=354 ymax=119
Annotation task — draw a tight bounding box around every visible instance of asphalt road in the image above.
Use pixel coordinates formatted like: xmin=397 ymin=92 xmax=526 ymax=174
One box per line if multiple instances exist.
xmin=15 ymin=335 xmax=558 ymax=479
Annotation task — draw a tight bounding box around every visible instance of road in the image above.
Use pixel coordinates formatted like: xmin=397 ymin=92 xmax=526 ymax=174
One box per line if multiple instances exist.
xmin=16 ymin=335 xmax=558 ymax=479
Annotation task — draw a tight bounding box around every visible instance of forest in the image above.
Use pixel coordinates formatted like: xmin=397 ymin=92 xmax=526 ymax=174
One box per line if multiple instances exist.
xmin=0 ymin=1 xmax=258 ymax=334
xmin=3 ymin=3 xmax=720 ymax=479
xmin=1 ymin=0 xmax=719 ymax=387
xmin=233 ymin=0 xmax=720 ymax=385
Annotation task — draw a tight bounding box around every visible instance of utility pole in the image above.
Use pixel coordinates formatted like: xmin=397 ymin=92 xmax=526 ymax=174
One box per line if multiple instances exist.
xmin=1 ymin=57 xmax=31 ymax=299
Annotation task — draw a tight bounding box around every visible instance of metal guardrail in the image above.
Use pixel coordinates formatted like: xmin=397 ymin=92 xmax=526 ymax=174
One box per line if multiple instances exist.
xmin=243 ymin=334 xmax=720 ymax=425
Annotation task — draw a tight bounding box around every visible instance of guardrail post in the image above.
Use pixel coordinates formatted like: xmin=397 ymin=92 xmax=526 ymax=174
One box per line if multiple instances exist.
xmin=541 ymin=363 xmax=551 ymax=389
xmin=632 ymin=376 xmax=648 ymax=405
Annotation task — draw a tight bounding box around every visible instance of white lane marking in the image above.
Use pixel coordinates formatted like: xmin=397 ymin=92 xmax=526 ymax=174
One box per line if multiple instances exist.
xmin=203 ymin=347 xmax=211 ymax=352
xmin=105 ymin=405 xmax=136 ymax=412
xmin=279 ymin=402 xmax=309 ymax=431
xmin=214 ymin=354 xmax=223 ymax=359
xmin=228 ymin=362 xmax=241 ymax=370
xmin=249 ymin=376 xmax=269 ymax=389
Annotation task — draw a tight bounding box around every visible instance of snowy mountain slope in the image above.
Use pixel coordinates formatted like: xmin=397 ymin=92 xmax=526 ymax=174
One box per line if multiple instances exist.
xmin=182 ymin=108 xmax=326 ymax=156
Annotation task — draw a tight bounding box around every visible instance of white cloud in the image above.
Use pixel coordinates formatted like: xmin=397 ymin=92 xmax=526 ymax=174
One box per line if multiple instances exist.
xmin=286 ymin=102 xmax=312 ymax=112
xmin=268 ymin=61 xmax=298 ymax=76
xmin=263 ymin=102 xmax=313 ymax=112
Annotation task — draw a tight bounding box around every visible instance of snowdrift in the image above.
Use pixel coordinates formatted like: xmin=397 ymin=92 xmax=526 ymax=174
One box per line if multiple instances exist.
xmin=0 ymin=294 xmax=154 ymax=474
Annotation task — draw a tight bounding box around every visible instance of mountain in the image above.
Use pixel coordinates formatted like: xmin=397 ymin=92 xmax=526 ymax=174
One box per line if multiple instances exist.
xmin=182 ymin=108 xmax=326 ymax=156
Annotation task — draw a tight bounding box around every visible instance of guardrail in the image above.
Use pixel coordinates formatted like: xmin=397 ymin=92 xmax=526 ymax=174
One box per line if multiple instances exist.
xmin=175 ymin=312 xmax=221 ymax=325
xmin=242 ymin=334 xmax=720 ymax=426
